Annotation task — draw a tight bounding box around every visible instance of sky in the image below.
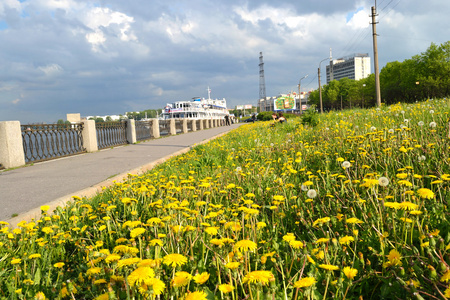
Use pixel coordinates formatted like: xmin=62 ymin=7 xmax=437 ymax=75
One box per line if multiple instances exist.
xmin=0 ymin=0 xmax=448 ymax=123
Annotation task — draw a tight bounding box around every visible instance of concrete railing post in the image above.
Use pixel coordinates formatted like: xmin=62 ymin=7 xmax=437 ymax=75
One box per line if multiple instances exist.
xmin=81 ymin=120 xmax=98 ymax=152
xmin=169 ymin=119 xmax=176 ymax=135
xmin=204 ymin=119 xmax=209 ymax=129
xmin=152 ymin=119 xmax=160 ymax=138
xmin=0 ymin=121 xmax=26 ymax=169
xmin=127 ymin=119 xmax=137 ymax=144
xmin=182 ymin=119 xmax=188 ymax=133
xmin=199 ymin=119 xmax=204 ymax=130
xmin=191 ymin=120 xmax=197 ymax=131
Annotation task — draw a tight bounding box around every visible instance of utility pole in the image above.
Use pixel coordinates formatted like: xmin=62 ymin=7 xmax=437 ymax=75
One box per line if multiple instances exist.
xmin=298 ymin=75 xmax=308 ymax=115
xmin=259 ymin=52 xmax=267 ymax=112
xmin=371 ymin=6 xmax=381 ymax=107
xmin=318 ymin=67 xmax=323 ymax=113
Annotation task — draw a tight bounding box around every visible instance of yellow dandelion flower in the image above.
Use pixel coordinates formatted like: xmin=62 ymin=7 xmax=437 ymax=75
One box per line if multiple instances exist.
xmin=105 ymin=254 xmax=121 ymax=263
xmin=396 ymin=173 xmax=408 ymax=179
xmin=193 ymin=272 xmax=210 ymax=284
xmin=257 ymin=222 xmax=267 ymax=229
xmin=53 ymin=262 xmax=65 ymax=268
xmin=225 ymin=221 xmax=242 ymax=231
xmin=219 ymin=284 xmax=235 ymax=293
xmin=94 ymin=279 xmax=107 ymax=285
xmin=205 ymin=227 xmax=219 ymax=236
xmin=225 ymin=262 xmax=240 ymax=270
xmin=343 ymin=267 xmax=358 ymax=280
xmin=147 ymin=277 xmax=165 ymax=295
xmin=346 ymin=217 xmax=363 ymax=224
xmin=289 ymin=240 xmax=304 ymax=249
xmin=138 ymin=259 xmax=162 ymax=268
xmin=315 ymin=238 xmax=330 ymax=244
xmin=171 ymin=271 xmax=192 ymax=287
xmin=130 ymin=228 xmax=146 ymax=238
xmin=117 ymin=257 xmax=140 ymax=268
xmin=417 ymin=188 xmax=435 ymax=199
xmin=306 ymin=255 xmax=316 ymax=265
xmin=149 ymin=239 xmax=163 ymax=247
xmin=234 ymin=240 xmax=257 ymax=252
xmin=86 ymin=267 xmax=102 ymax=276
xmin=11 ymin=258 xmax=22 ymax=265
xmin=384 ymin=202 xmax=401 ymax=209
xmin=397 ymin=180 xmax=412 ymax=186
xmin=243 ymin=270 xmax=275 ymax=285
xmin=339 ymin=236 xmax=355 ymax=245
xmin=319 ymin=264 xmax=339 ymax=271
xmin=312 ymin=217 xmax=330 ymax=227
xmin=282 ymin=233 xmax=296 ymax=242
xmin=163 ymin=254 xmax=188 ymax=268
xmin=440 ymin=269 xmax=450 ymax=282
xmin=40 ymin=205 xmax=50 ymax=211
xmin=34 ymin=292 xmax=48 ymax=300
xmin=273 ymin=195 xmax=285 ymax=201
xmin=185 ymin=291 xmax=207 ymax=300
xmin=127 ymin=267 xmax=155 ymax=287
xmin=383 ymin=249 xmax=402 ymax=268
xmin=293 ymin=277 xmax=316 ymax=288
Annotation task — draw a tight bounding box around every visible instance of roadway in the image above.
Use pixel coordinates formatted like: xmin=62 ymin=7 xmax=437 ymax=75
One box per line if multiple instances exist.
xmin=0 ymin=123 xmax=241 ymax=225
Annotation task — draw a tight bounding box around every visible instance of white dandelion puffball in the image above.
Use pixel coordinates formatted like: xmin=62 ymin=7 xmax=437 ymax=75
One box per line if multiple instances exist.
xmin=429 ymin=110 xmax=434 ymax=114
xmin=235 ymin=167 xmax=242 ymax=172
xmin=388 ymin=129 xmax=395 ymax=134
xmin=429 ymin=121 xmax=437 ymax=128
xmin=370 ymin=126 xmax=376 ymax=131
xmin=418 ymin=155 xmax=426 ymax=162
xmin=301 ymin=184 xmax=309 ymax=191
xmin=342 ymin=161 xmax=351 ymax=169
xmin=378 ymin=177 xmax=390 ymax=187
xmin=307 ymin=189 xmax=317 ymax=198
xmin=418 ymin=121 xmax=424 ymax=126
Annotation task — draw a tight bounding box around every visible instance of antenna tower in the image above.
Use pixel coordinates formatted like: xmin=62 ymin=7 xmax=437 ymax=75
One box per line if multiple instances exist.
xmin=259 ymin=52 xmax=267 ymax=111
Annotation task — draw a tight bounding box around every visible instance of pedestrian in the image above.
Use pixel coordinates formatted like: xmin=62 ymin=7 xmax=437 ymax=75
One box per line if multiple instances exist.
xmin=225 ymin=115 xmax=231 ymax=126
xmin=251 ymin=114 xmax=256 ymax=123
xmin=271 ymin=112 xmax=278 ymax=121
xmin=278 ymin=112 xmax=286 ymax=123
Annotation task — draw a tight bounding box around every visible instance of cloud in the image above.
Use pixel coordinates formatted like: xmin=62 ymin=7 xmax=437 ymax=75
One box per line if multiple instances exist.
xmin=346 ymin=7 xmax=370 ymax=29
xmin=12 ymin=98 xmax=21 ymax=104
xmin=0 ymin=0 xmax=448 ymax=123
xmin=38 ymin=63 xmax=63 ymax=76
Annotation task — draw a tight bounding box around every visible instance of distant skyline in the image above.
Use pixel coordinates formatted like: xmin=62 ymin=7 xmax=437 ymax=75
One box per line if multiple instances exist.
xmin=0 ymin=0 xmax=448 ymax=123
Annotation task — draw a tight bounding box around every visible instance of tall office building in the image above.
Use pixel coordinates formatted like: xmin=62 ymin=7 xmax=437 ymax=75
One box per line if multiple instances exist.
xmin=326 ymin=53 xmax=371 ymax=83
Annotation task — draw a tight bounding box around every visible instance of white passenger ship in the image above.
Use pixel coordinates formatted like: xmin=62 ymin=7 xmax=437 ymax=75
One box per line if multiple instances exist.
xmin=160 ymin=87 xmax=229 ymax=120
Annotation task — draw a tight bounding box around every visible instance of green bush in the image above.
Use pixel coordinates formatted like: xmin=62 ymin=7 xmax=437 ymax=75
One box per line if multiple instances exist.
xmin=301 ymin=105 xmax=319 ymax=127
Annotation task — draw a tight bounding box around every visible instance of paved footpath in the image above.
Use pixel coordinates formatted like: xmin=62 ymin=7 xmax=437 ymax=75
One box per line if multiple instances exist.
xmin=0 ymin=123 xmax=241 ymax=225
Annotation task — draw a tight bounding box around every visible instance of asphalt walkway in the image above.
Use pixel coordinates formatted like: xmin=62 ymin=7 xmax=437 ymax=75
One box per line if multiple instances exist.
xmin=0 ymin=123 xmax=241 ymax=224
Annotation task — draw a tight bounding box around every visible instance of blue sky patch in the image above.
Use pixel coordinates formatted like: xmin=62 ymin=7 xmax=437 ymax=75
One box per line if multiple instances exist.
xmin=0 ymin=21 xmax=8 ymax=30
xmin=346 ymin=7 xmax=364 ymax=22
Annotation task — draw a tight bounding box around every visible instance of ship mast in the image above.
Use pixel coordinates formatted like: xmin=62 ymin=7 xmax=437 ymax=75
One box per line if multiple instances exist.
xmin=207 ymin=86 xmax=211 ymax=100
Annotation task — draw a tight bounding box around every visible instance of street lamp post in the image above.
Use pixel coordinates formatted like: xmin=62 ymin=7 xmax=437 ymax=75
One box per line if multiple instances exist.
xmin=298 ymin=74 xmax=308 ymax=115
xmin=318 ymin=58 xmax=329 ymax=113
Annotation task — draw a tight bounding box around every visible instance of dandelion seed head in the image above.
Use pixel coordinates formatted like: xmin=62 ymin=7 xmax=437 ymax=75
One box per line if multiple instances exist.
xmin=378 ymin=177 xmax=390 ymax=187
xmin=307 ymin=189 xmax=317 ymax=199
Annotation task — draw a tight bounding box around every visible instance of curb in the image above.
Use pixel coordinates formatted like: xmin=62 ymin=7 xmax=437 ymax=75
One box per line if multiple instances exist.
xmin=4 ymin=129 xmax=232 ymax=227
